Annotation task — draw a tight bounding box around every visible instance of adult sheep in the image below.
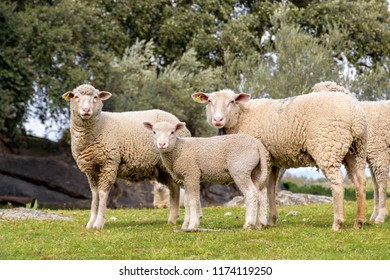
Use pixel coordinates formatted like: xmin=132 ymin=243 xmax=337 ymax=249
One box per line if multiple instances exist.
xmin=313 ymin=81 xmax=389 ymax=224
xmin=192 ymin=89 xmax=367 ymax=231
xmin=62 ymin=84 xmax=190 ymax=229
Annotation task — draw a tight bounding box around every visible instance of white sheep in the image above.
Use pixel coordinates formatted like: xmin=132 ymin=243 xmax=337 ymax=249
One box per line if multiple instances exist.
xmin=312 ymin=81 xmax=389 ymax=224
xmin=192 ymin=89 xmax=367 ymax=231
xmin=152 ymin=180 xmax=185 ymax=209
xmin=62 ymin=84 xmax=190 ymax=229
xmin=143 ymin=121 xmax=269 ymax=230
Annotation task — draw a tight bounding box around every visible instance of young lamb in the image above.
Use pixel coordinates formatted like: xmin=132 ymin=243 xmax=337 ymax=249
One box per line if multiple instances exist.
xmin=312 ymin=81 xmax=389 ymax=224
xmin=62 ymin=84 xmax=190 ymax=229
xmin=143 ymin=121 xmax=269 ymax=230
xmin=192 ymin=89 xmax=367 ymax=231
xmin=152 ymin=180 xmax=185 ymax=209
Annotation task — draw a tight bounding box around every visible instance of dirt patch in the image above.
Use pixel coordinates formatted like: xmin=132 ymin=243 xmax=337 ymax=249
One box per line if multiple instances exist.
xmin=0 ymin=208 xmax=74 ymax=221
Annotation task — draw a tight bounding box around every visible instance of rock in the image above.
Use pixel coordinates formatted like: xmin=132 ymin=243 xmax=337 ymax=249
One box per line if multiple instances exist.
xmin=276 ymin=190 xmax=333 ymax=206
xmin=224 ymin=190 xmax=333 ymax=207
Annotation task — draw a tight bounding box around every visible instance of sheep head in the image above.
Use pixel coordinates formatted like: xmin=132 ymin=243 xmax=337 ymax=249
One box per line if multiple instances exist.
xmin=192 ymin=89 xmax=251 ymax=129
xmin=62 ymin=84 xmax=112 ymax=120
xmin=144 ymin=121 xmax=186 ymax=152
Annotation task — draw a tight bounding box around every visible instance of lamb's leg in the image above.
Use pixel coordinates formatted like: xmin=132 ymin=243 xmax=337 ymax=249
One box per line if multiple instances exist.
xmin=267 ymin=166 xmax=279 ymax=226
xmin=185 ymin=176 xmax=201 ymax=230
xmin=344 ymin=152 xmax=366 ymax=229
xmin=234 ymin=177 xmax=260 ymax=230
xmin=369 ymin=164 xmax=388 ymax=224
xmin=251 ymin=165 xmax=268 ymax=228
xmin=182 ymin=186 xmax=190 ymax=229
xmin=164 ymin=176 xmax=180 ymax=225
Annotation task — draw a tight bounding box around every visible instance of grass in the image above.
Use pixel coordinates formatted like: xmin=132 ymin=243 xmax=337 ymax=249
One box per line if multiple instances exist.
xmin=1 ymin=199 xmax=390 ymax=260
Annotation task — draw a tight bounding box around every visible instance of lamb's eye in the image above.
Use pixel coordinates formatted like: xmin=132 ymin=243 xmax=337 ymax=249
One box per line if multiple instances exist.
xmin=93 ymin=96 xmax=98 ymax=102
xmin=153 ymin=131 xmax=156 ymax=135
xmin=171 ymin=131 xmax=174 ymax=135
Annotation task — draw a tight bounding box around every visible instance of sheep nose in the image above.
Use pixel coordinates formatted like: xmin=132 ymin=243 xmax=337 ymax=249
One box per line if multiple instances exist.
xmin=213 ymin=116 xmax=224 ymax=122
xmin=82 ymin=107 xmax=90 ymax=114
xmin=158 ymin=142 xmax=167 ymax=149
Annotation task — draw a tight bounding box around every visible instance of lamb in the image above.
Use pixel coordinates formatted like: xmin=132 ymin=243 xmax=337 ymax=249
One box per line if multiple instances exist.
xmin=152 ymin=180 xmax=185 ymax=209
xmin=192 ymin=89 xmax=367 ymax=231
xmin=62 ymin=84 xmax=190 ymax=229
xmin=143 ymin=121 xmax=269 ymax=230
xmin=312 ymin=81 xmax=389 ymax=224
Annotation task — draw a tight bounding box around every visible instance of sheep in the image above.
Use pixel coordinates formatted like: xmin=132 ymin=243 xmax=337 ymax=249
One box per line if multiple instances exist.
xmin=143 ymin=121 xmax=269 ymax=230
xmin=192 ymin=89 xmax=367 ymax=231
xmin=152 ymin=180 xmax=185 ymax=209
xmin=62 ymin=84 xmax=191 ymax=229
xmin=312 ymin=81 xmax=389 ymax=224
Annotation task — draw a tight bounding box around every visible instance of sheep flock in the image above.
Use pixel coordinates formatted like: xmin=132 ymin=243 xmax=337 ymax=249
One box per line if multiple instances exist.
xmin=63 ymin=82 xmax=388 ymax=232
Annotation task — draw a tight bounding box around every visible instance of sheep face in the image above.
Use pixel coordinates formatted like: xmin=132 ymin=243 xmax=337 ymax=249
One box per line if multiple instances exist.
xmin=192 ymin=89 xmax=251 ymax=129
xmin=144 ymin=121 xmax=186 ymax=152
xmin=62 ymin=84 xmax=112 ymax=120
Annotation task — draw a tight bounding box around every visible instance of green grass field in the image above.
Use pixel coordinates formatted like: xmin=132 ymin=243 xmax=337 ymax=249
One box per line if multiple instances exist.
xmin=1 ymin=199 xmax=390 ymax=260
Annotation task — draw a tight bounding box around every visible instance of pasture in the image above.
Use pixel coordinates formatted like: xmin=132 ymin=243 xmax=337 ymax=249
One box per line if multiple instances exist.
xmin=1 ymin=199 xmax=389 ymax=260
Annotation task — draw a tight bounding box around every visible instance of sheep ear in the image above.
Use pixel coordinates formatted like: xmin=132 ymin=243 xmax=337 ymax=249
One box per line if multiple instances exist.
xmin=99 ymin=91 xmax=112 ymax=101
xmin=235 ymin=93 xmax=251 ymax=104
xmin=62 ymin=91 xmax=74 ymax=101
xmin=143 ymin=122 xmax=154 ymax=131
xmin=175 ymin=122 xmax=186 ymax=132
xmin=192 ymin=92 xmax=209 ymax=103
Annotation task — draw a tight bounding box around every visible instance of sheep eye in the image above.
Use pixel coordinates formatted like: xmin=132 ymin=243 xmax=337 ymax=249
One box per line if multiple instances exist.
xmin=153 ymin=131 xmax=156 ymax=135
xmin=171 ymin=131 xmax=174 ymax=135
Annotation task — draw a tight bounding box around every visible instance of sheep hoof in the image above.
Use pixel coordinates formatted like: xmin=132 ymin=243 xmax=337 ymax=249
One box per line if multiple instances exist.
xmin=354 ymin=219 xmax=365 ymax=230
xmin=369 ymin=212 xmax=378 ymax=222
xmin=332 ymin=218 xmax=345 ymax=231
xmin=374 ymin=216 xmax=385 ymax=224
xmin=243 ymin=224 xmax=260 ymax=231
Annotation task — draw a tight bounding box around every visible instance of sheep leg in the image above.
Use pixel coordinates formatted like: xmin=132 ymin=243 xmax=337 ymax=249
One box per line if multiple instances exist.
xmin=164 ymin=176 xmax=180 ymax=225
xmin=86 ymin=186 xmax=99 ymax=229
xmin=322 ymin=167 xmax=346 ymax=231
xmin=93 ymin=190 xmax=109 ymax=229
xmin=235 ymin=177 xmax=260 ymax=230
xmin=184 ymin=176 xmax=201 ymax=230
xmin=344 ymin=152 xmax=366 ymax=229
xmin=182 ymin=186 xmax=190 ymax=229
xmin=266 ymin=166 xmax=279 ymax=226
xmin=369 ymin=164 xmax=388 ymax=224
xmin=86 ymin=175 xmax=99 ymax=229
xmin=251 ymin=165 xmax=268 ymax=228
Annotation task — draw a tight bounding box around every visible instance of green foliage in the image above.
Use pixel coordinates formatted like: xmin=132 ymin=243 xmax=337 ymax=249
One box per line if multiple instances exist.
xmin=1 ymin=202 xmax=390 ymax=260
xmin=0 ymin=2 xmax=32 ymax=136
xmin=2 ymin=0 xmax=390 ymax=137
xmin=222 ymin=3 xmax=341 ymax=97
xmin=106 ymin=40 xmax=223 ymax=136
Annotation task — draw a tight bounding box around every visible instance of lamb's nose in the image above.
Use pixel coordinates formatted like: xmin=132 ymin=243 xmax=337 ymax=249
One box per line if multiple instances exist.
xmin=158 ymin=142 xmax=167 ymax=148
xmin=82 ymin=107 xmax=90 ymax=113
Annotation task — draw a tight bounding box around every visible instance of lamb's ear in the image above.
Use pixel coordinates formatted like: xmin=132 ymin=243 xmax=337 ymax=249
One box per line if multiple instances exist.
xmin=192 ymin=92 xmax=209 ymax=103
xmin=175 ymin=122 xmax=186 ymax=132
xmin=143 ymin=122 xmax=154 ymax=131
xmin=235 ymin=93 xmax=251 ymax=104
xmin=99 ymin=91 xmax=112 ymax=101
xmin=62 ymin=91 xmax=74 ymax=101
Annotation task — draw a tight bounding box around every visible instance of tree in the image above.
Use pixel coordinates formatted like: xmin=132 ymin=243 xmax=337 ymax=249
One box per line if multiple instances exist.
xmin=106 ymin=40 xmax=223 ymax=136
xmin=0 ymin=2 xmax=32 ymax=136
xmin=221 ymin=3 xmax=341 ymax=98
